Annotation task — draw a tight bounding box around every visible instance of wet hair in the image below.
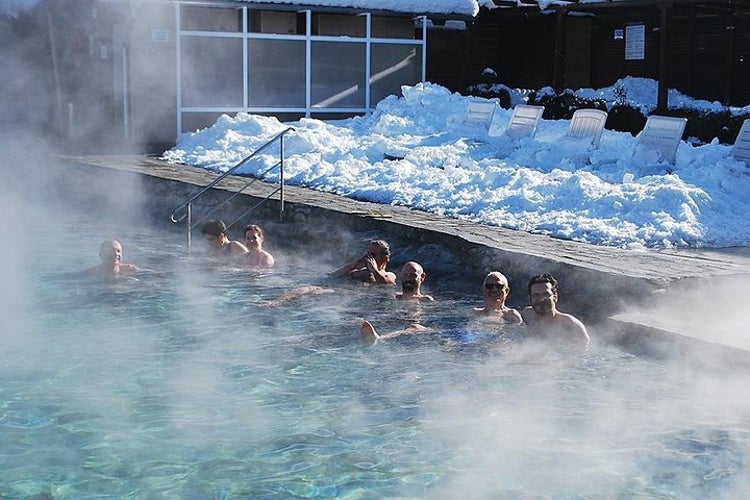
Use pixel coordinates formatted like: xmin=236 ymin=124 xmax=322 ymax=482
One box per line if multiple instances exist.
xmin=370 ymin=240 xmax=391 ymax=258
xmin=244 ymin=224 xmax=264 ymax=238
xmin=201 ymin=219 xmax=227 ymax=237
xmin=527 ymin=273 xmax=558 ymax=296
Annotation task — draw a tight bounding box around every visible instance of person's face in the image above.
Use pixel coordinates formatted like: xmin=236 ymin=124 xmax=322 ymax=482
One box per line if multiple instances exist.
xmin=400 ymin=264 xmax=423 ymax=292
xmin=100 ymin=241 xmax=123 ymax=266
xmin=244 ymin=230 xmax=263 ymax=249
xmin=529 ymin=282 xmax=557 ymax=315
xmin=483 ymin=276 xmax=508 ymax=302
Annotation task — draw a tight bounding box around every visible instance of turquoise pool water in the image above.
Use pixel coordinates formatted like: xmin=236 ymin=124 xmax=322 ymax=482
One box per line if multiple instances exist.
xmin=2 ymin=217 xmax=749 ymax=498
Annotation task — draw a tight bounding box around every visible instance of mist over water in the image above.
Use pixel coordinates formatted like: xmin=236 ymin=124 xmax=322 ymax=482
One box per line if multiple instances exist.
xmin=1 ymin=5 xmax=749 ymax=496
xmin=1 ymin=182 xmax=750 ymax=497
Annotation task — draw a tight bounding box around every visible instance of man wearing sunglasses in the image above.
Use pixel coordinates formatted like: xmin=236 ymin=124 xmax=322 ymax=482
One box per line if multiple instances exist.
xmin=474 ymin=271 xmax=523 ymax=323
xmin=522 ymin=273 xmax=590 ymax=347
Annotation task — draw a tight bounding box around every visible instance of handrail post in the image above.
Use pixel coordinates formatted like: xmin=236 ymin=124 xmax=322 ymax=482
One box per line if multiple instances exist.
xmin=186 ymin=202 xmax=192 ymax=254
xmin=279 ymin=135 xmax=285 ymax=222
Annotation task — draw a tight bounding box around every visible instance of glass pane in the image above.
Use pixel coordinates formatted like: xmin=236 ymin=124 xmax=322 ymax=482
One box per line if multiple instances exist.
xmin=311 ymin=42 xmax=365 ymax=108
xmin=370 ymin=44 xmax=422 ymax=105
xmin=181 ymin=6 xmax=241 ymax=32
xmin=314 ymin=14 xmax=365 ymax=37
xmin=371 ymin=16 xmax=415 ymax=39
xmin=249 ymin=10 xmax=300 ymax=35
xmin=181 ymin=37 xmax=243 ymax=107
xmin=181 ymin=112 xmax=226 ymax=133
xmin=248 ymin=39 xmax=306 ymax=107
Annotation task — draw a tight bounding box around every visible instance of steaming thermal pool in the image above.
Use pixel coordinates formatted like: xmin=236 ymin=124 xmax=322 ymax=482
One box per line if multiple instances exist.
xmin=3 ymin=218 xmax=750 ymax=498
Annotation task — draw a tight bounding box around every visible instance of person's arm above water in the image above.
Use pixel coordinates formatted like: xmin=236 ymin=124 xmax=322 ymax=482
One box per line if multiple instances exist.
xmin=330 ymin=253 xmax=367 ymax=278
xmin=363 ymin=254 xmax=396 ymax=285
xmin=229 ymin=240 xmax=249 ymax=256
xmin=560 ymin=313 xmax=590 ymax=347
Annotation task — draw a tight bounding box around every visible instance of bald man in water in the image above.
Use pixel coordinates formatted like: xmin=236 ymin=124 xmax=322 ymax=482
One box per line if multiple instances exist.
xmin=86 ymin=239 xmax=144 ymax=278
xmin=521 ymin=273 xmax=590 ymax=347
xmin=473 ymin=271 xmax=522 ymax=323
xmin=396 ymin=261 xmax=434 ymax=302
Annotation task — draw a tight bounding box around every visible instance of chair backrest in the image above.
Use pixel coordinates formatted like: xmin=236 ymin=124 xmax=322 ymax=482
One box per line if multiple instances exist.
xmin=505 ymin=104 xmax=544 ymax=140
xmin=636 ymin=115 xmax=687 ymax=163
xmin=464 ymin=101 xmax=497 ymax=129
xmin=731 ymin=118 xmax=750 ymax=164
xmin=566 ymin=108 xmax=608 ymax=147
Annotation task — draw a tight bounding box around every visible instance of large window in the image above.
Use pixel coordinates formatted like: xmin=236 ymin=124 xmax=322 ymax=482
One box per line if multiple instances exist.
xmin=177 ymin=6 xmax=426 ymax=133
xmin=311 ymin=42 xmax=366 ymax=108
xmin=248 ymin=39 xmax=306 ymax=107
xmin=370 ymin=44 xmax=422 ymax=105
xmin=180 ymin=36 xmax=243 ymax=107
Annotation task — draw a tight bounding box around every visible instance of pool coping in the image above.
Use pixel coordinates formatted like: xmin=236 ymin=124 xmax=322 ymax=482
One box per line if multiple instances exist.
xmin=54 ymin=153 xmax=750 ymax=356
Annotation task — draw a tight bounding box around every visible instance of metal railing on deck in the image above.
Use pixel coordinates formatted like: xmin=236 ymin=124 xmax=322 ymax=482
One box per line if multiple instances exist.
xmin=169 ymin=127 xmax=294 ymax=252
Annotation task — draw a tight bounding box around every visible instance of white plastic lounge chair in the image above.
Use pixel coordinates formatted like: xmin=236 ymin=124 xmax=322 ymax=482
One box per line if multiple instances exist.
xmin=635 ymin=115 xmax=687 ymax=164
xmin=464 ymin=101 xmax=497 ymax=129
xmin=566 ymin=108 xmax=608 ymax=148
xmin=504 ymin=104 xmax=544 ymax=140
xmin=731 ymin=118 xmax=750 ymax=165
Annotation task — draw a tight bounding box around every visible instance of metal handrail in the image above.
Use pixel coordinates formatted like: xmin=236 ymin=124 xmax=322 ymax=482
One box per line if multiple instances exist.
xmin=169 ymin=126 xmax=294 ymax=252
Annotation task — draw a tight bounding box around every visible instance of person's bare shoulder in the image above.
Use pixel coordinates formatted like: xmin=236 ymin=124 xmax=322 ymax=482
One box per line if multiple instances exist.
xmin=558 ymin=312 xmax=590 ymax=343
xmin=261 ymin=252 xmax=275 ymax=267
xmin=520 ymin=306 xmax=534 ymax=323
xmin=119 ymin=263 xmax=144 ymax=274
xmin=502 ymin=307 xmax=523 ymax=323
xmin=230 ymin=240 xmax=249 ymax=255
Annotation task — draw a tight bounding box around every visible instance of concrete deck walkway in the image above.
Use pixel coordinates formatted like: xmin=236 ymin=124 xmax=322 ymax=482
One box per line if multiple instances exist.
xmin=56 ymin=153 xmax=750 ymax=354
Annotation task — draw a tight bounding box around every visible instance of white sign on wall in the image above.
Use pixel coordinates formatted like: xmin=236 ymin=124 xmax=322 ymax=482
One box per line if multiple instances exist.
xmin=625 ymin=24 xmax=645 ymax=60
xmin=151 ymin=29 xmax=170 ymax=43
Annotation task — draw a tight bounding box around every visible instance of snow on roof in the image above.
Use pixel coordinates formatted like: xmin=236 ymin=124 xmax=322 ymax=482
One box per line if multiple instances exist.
xmin=225 ymin=0 xmax=486 ymax=17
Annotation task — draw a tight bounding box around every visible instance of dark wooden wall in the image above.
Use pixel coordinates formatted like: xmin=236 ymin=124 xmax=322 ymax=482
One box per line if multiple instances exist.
xmin=427 ymin=3 xmax=750 ymax=107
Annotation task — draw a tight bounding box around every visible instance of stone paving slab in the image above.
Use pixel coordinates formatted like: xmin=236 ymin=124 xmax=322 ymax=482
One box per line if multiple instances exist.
xmin=57 ymin=153 xmax=750 ymax=284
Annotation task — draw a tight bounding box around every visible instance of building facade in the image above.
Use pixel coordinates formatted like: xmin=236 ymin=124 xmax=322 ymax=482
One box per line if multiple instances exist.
xmin=34 ymin=0 xmax=472 ymax=149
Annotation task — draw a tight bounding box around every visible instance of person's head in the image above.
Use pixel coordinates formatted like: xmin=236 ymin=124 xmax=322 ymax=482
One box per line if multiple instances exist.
xmin=527 ymin=273 xmax=559 ymax=316
xmin=201 ymin=219 xmax=228 ymax=248
xmin=400 ymin=261 xmax=426 ymax=293
xmin=482 ymin=271 xmax=509 ymax=304
xmin=243 ymin=224 xmax=265 ymax=250
xmin=367 ymin=240 xmax=391 ymax=268
xmin=99 ymin=239 xmax=123 ymax=266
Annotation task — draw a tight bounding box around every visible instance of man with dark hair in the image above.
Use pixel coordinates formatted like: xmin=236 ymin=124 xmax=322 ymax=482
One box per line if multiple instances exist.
xmin=200 ymin=219 xmax=248 ymax=258
xmin=330 ymin=239 xmax=396 ymax=285
xmin=242 ymin=224 xmax=274 ymax=267
xmin=521 ymin=273 xmax=590 ymax=347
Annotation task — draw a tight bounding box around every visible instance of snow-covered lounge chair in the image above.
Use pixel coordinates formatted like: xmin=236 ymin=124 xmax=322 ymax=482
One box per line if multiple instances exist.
xmin=463 ymin=101 xmax=498 ymax=129
xmin=566 ymin=108 xmax=608 ymax=148
xmin=731 ymin=118 xmax=750 ymax=165
xmin=503 ymin=104 xmax=544 ymax=140
xmin=635 ymin=115 xmax=687 ymax=164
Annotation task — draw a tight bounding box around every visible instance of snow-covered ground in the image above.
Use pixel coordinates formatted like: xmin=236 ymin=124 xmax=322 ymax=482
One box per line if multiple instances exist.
xmin=164 ymin=77 xmax=750 ymax=250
